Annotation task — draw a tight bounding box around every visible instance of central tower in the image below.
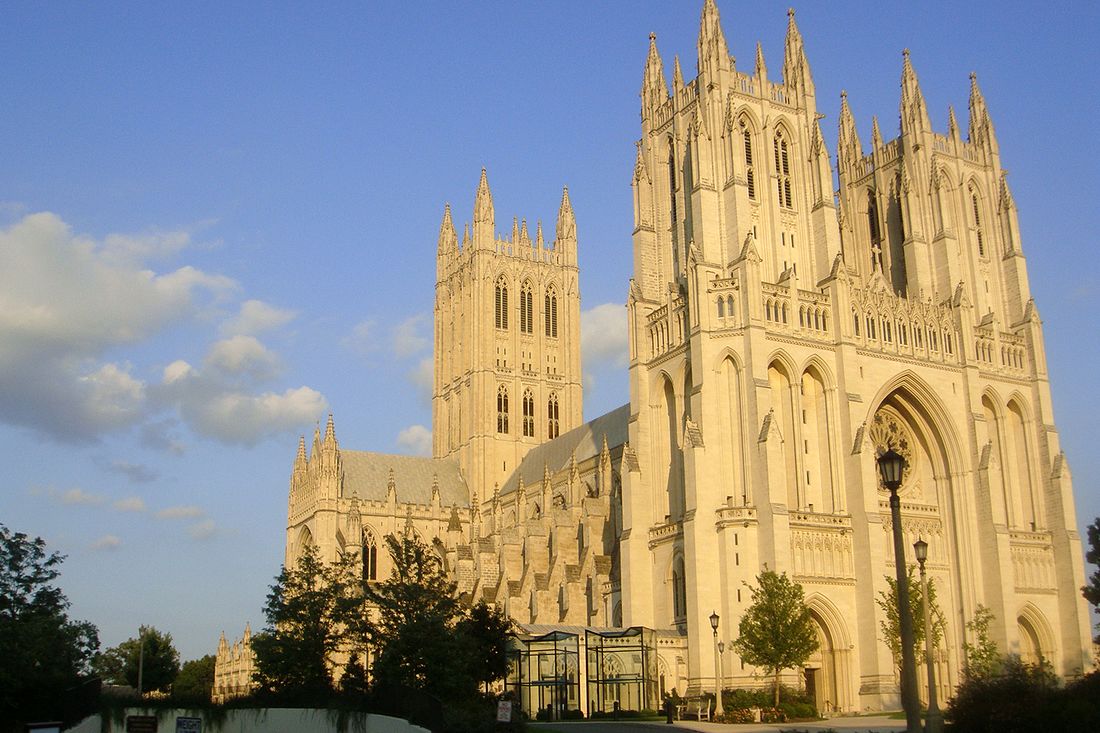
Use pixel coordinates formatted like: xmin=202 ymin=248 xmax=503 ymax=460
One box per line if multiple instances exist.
xmin=433 ymin=170 xmax=583 ymax=495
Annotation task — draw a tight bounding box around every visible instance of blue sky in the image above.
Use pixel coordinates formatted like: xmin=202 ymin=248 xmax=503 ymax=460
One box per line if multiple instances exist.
xmin=1 ymin=1 xmax=1097 ymax=662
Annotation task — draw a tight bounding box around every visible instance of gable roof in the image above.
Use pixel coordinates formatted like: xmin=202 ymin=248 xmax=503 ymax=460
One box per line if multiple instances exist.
xmin=340 ymin=450 xmax=469 ymax=507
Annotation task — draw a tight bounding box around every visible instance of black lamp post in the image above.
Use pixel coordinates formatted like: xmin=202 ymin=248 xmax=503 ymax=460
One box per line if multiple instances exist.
xmin=709 ymin=611 xmax=724 ymax=715
xmin=914 ymin=538 xmax=943 ymax=733
xmin=877 ymin=449 xmax=920 ymax=733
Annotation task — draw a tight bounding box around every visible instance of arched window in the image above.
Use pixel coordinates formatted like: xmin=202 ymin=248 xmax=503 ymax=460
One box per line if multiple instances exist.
xmin=362 ymin=530 xmax=377 ymax=582
xmin=741 ymin=123 xmax=756 ymax=200
xmin=774 ymin=129 xmax=793 ymax=208
xmin=520 ymin=281 xmax=534 ymax=334
xmin=496 ymin=385 xmax=509 ymax=434
xmin=547 ymin=393 xmax=560 ymax=439
xmin=544 ymin=286 xmax=558 ymax=337
xmin=667 ymin=141 xmax=678 ymax=225
xmin=494 ymin=277 xmax=509 ymax=329
xmin=970 ymin=188 xmax=986 ymax=258
xmin=672 ymin=556 xmax=687 ymax=619
xmin=522 ymin=389 xmax=535 ymax=437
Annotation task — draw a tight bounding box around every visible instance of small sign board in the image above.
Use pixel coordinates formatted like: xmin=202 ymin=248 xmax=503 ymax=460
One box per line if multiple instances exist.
xmin=496 ymin=701 xmax=512 ymax=723
xmin=175 ymin=717 xmax=202 ymax=733
xmin=25 ymin=724 xmax=62 ymax=733
xmin=126 ymin=715 xmax=157 ymax=733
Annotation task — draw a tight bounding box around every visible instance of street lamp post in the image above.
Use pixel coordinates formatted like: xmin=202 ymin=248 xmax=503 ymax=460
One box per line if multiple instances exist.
xmin=717 ymin=640 xmax=725 ymax=716
xmin=877 ymin=449 xmax=921 ymax=733
xmin=709 ymin=611 xmax=724 ymax=716
xmin=914 ymin=538 xmax=943 ymax=733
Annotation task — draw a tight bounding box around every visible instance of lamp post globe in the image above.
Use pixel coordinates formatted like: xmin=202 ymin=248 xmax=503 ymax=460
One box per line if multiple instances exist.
xmin=877 ymin=449 xmax=921 ymax=733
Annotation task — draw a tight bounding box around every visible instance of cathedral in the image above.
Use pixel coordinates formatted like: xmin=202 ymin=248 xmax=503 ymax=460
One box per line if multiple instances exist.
xmin=215 ymin=0 xmax=1094 ymax=716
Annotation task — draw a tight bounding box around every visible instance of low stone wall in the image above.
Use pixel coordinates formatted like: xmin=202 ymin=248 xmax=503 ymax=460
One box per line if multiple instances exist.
xmin=68 ymin=708 xmax=430 ymax=733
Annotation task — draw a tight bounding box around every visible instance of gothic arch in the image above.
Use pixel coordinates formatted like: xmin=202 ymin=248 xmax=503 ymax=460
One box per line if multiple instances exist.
xmin=1017 ymin=603 xmax=1054 ymax=664
xmin=765 ymin=349 xmax=798 ymax=379
xmin=863 ymin=371 xmax=964 ymax=474
xmin=800 ymin=355 xmax=836 ymax=390
xmin=803 ymin=594 xmax=854 ymax=713
xmin=709 ymin=346 xmax=744 ymax=374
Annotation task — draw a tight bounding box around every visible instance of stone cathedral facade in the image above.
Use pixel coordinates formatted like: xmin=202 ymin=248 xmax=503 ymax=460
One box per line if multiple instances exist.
xmin=216 ymin=0 xmax=1093 ymax=714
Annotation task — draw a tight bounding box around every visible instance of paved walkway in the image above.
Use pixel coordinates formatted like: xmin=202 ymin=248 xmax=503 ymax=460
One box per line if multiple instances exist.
xmin=529 ymin=715 xmax=906 ymax=733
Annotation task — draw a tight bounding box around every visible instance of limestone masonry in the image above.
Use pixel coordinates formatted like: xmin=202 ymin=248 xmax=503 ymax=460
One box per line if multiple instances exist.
xmin=215 ymin=1 xmax=1094 ymax=714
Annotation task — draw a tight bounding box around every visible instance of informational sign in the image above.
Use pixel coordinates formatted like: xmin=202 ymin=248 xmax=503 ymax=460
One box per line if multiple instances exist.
xmin=125 ymin=715 xmax=157 ymax=733
xmin=25 ymin=724 xmax=62 ymax=733
xmin=496 ymin=700 xmax=512 ymax=723
xmin=175 ymin=717 xmax=202 ymax=733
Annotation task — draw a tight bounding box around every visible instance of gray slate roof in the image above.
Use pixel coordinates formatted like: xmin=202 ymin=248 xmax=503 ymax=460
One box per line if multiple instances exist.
xmin=340 ymin=450 xmax=470 ymax=507
xmin=499 ymin=403 xmax=629 ymax=496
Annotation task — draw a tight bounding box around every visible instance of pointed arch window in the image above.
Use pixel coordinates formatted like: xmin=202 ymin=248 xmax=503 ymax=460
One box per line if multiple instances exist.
xmin=970 ymin=187 xmax=986 ymax=258
xmin=741 ymin=123 xmax=756 ymax=200
xmin=362 ymin=530 xmax=378 ymax=582
xmin=495 ymin=277 xmax=509 ymax=329
xmin=667 ymin=141 xmax=678 ymax=226
xmin=547 ymin=393 xmax=560 ymax=439
xmin=520 ymin=281 xmax=534 ymax=334
xmin=544 ymin=286 xmax=558 ymax=338
xmin=774 ymin=130 xmax=793 ymax=208
xmin=522 ymin=389 xmax=535 ymax=437
xmin=496 ymin=385 xmax=509 ymax=434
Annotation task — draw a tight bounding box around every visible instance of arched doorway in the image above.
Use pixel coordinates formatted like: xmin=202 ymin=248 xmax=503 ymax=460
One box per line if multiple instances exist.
xmin=804 ymin=596 xmax=853 ymax=713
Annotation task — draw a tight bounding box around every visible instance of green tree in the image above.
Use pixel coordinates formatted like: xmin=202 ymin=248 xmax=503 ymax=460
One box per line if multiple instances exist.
xmin=0 ymin=524 xmax=100 ymax=727
xmin=251 ymin=544 xmax=362 ymax=703
xmin=455 ymin=601 xmax=513 ymax=693
xmin=731 ymin=569 xmax=819 ymax=706
xmin=1082 ymin=517 xmax=1100 ymax=643
xmin=875 ymin=567 xmax=946 ymax=668
xmin=362 ymin=534 xmax=465 ymax=699
xmin=173 ymin=655 xmax=215 ymax=702
xmin=962 ymin=604 xmax=1002 ymax=680
xmin=94 ymin=626 xmax=180 ymax=693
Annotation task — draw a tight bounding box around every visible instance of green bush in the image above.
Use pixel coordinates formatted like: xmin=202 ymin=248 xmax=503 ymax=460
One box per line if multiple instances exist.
xmin=948 ymin=658 xmax=1099 ymax=733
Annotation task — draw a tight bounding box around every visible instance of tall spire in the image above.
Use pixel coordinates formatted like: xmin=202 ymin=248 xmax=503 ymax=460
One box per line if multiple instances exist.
xmin=641 ymin=33 xmax=670 ymax=118
xmin=323 ymin=413 xmax=335 ymax=443
xmin=947 ymin=105 xmax=960 ymax=139
xmin=697 ymin=0 xmax=731 ymax=78
xmin=871 ymin=115 xmax=884 ymax=149
xmin=900 ymin=49 xmax=931 ymax=134
xmin=672 ymin=55 xmax=684 ymax=92
xmin=837 ymin=90 xmax=863 ymax=167
xmin=294 ymin=435 xmax=307 ymax=468
xmin=473 ymin=168 xmax=494 ymax=244
xmin=754 ymin=41 xmax=767 ymax=79
xmin=556 ymin=186 xmax=576 ymax=242
xmin=437 ymin=203 xmax=457 ymax=256
xmin=968 ymin=72 xmax=994 ymax=145
xmin=783 ymin=7 xmax=814 ymax=96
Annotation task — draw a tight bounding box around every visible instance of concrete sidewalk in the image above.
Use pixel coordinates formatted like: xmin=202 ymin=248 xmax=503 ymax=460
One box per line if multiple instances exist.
xmin=529 ymin=715 xmax=906 ymax=733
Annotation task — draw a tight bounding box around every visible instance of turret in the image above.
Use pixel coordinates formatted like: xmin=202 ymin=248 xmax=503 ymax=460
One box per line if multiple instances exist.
xmin=837 ymin=90 xmax=863 ymax=171
xmin=968 ymin=72 xmax=999 ymax=155
xmin=641 ymin=33 xmax=669 ymax=123
xmin=754 ymin=41 xmax=767 ymax=81
xmin=782 ymin=8 xmax=815 ymax=100
xmin=473 ymin=168 xmax=494 ymax=248
xmin=696 ymin=0 xmax=731 ymax=81
xmin=899 ymin=49 xmax=931 ymax=136
xmin=556 ymin=186 xmax=577 ymax=265
xmin=437 ymin=203 xmax=458 ymax=266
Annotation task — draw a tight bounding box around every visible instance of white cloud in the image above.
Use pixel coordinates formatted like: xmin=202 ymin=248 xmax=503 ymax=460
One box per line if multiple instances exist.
xmin=342 ymin=319 xmax=376 ymax=359
xmin=188 ymin=519 xmax=217 ymax=540
xmin=396 ymin=424 xmax=432 ymax=457
xmin=90 ymin=535 xmax=122 ymax=551
xmin=157 ymin=505 xmax=204 ymax=520
xmin=408 ymin=357 xmax=433 ymax=404
xmin=205 ymin=335 xmax=280 ymax=381
xmin=392 ymin=314 xmax=429 ymax=358
xmin=113 ymin=496 xmax=147 ymax=512
xmin=0 ymin=212 xmax=236 ymax=442
xmin=580 ymin=303 xmax=628 ymax=369
xmin=59 ymin=488 xmax=105 ymax=506
xmin=103 ymin=460 xmax=158 ymax=484
xmin=221 ymin=299 xmax=296 ymax=336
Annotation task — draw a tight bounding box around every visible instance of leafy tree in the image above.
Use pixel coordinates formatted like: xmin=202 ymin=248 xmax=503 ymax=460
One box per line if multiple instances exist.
xmin=362 ymin=534 xmax=465 ymax=700
xmin=173 ymin=655 xmax=215 ymax=702
xmin=0 ymin=524 xmax=100 ymax=726
xmin=731 ymin=569 xmax=818 ymax=706
xmin=251 ymin=544 xmax=362 ymax=703
xmin=875 ymin=566 xmax=946 ymax=668
xmin=962 ymin=604 xmax=1002 ymax=680
xmin=1082 ymin=517 xmax=1100 ymax=643
xmin=339 ymin=653 xmax=369 ymax=702
xmin=94 ymin=626 xmax=180 ymax=693
xmin=456 ymin=600 xmax=513 ymax=693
